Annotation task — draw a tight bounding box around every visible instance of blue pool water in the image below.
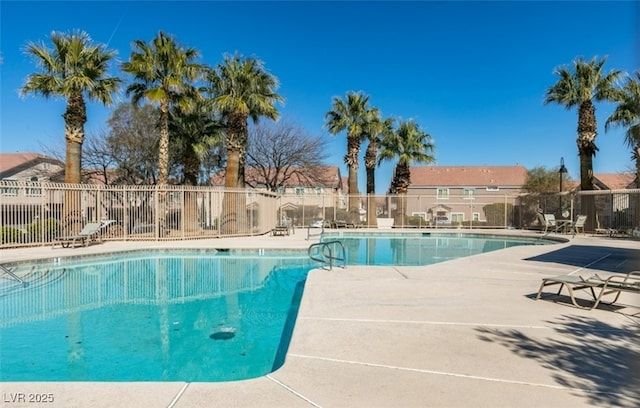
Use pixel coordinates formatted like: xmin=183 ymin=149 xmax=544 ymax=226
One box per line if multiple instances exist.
xmin=321 ymin=232 xmax=555 ymax=266
xmin=0 ymin=250 xmax=312 ymax=382
xmin=0 ymin=233 xmax=555 ymax=382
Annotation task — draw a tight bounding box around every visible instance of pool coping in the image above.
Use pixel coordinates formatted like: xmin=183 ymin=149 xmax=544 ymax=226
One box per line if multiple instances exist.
xmin=1 ymin=229 xmax=639 ymax=407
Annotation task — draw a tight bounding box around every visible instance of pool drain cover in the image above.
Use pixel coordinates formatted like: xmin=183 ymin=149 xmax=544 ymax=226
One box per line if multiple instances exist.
xmin=210 ymin=327 xmax=236 ymax=340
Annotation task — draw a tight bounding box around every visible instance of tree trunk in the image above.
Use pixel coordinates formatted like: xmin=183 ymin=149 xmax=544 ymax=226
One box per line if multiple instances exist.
xmin=221 ymin=149 xmax=240 ymax=235
xmin=348 ymin=164 xmax=359 ymax=213
xmin=577 ymin=101 xmax=597 ymax=191
xmin=158 ymin=101 xmax=170 ymax=186
xmin=577 ymin=101 xmax=597 ymax=230
xmin=365 ymin=141 xmax=377 ymax=227
xmin=63 ymin=93 xmax=86 ymax=184
xmin=391 ymin=164 xmax=411 ymax=227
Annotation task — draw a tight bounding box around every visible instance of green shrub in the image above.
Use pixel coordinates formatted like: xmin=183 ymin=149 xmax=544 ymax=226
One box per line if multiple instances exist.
xmin=26 ymin=218 xmax=61 ymax=242
xmin=406 ymin=215 xmax=427 ymax=227
xmin=1 ymin=226 xmax=26 ymax=244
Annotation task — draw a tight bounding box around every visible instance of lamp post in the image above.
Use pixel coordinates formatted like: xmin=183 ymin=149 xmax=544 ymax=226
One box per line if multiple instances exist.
xmin=558 ymin=157 xmax=568 ymax=215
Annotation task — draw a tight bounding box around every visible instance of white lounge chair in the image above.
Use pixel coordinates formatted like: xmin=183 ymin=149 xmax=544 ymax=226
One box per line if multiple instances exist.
xmin=536 ymin=271 xmax=640 ymax=310
xmin=53 ymin=222 xmax=102 ymax=248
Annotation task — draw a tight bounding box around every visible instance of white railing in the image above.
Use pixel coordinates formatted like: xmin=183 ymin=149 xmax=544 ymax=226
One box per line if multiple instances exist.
xmin=0 ymin=182 xmax=279 ymax=247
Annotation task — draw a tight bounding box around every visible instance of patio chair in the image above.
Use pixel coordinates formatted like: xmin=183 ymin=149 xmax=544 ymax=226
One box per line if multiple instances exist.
xmin=53 ymin=222 xmax=102 ymax=249
xmin=536 ymin=271 xmax=640 ymax=310
xmin=571 ymin=215 xmax=587 ymax=236
xmin=544 ymin=214 xmax=557 ymax=232
xmin=536 ymin=213 xmax=556 ymax=233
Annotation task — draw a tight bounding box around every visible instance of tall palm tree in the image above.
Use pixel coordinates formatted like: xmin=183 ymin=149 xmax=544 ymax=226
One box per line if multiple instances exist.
xmin=325 ymin=91 xmax=372 ymax=213
xmin=121 ymin=31 xmax=205 ymax=185
xmin=21 ymin=30 xmax=121 ymax=184
xmin=544 ymin=56 xmax=622 ymax=191
xmin=606 ymin=71 xmax=640 ymax=186
xmin=205 ymin=54 xmax=282 ymax=234
xmin=363 ymin=111 xmax=394 ymax=226
xmin=379 ymin=119 xmax=435 ymax=226
xmin=205 ymin=54 xmax=283 ymax=189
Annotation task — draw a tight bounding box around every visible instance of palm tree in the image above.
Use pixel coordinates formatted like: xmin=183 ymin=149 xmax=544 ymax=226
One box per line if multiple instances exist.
xmin=121 ymin=31 xmax=205 ymax=186
xmin=206 ymin=54 xmax=283 ymax=189
xmin=168 ymin=100 xmax=224 ymax=233
xmin=325 ymin=91 xmax=372 ymax=213
xmin=544 ymin=56 xmax=622 ymax=191
xmin=606 ymin=71 xmax=640 ymax=186
xmin=21 ymin=30 xmax=121 ymax=184
xmin=379 ymin=119 xmax=435 ymax=226
xmin=363 ymin=111 xmax=394 ymax=226
xmin=169 ymin=100 xmax=224 ymax=186
xmin=205 ymin=54 xmax=283 ymax=234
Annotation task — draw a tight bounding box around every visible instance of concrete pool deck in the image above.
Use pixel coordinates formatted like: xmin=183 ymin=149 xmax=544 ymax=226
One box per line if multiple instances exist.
xmin=1 ymin=229 xmax=639 ymax=407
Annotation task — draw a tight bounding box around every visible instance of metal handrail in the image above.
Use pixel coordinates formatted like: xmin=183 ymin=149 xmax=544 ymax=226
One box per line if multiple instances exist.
xmin=308 ymin=240 xmax=346 ymax=270
xmin=1 ymin=264 xmax=28 ymax=287
xmin=306 ymin=223 xmax=324 ymax=240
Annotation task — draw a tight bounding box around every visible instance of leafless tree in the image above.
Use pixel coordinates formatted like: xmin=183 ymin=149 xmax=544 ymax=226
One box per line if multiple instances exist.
xmin=245 ymin=119 xmax=329 ymax=191
xmin=106 ymin=103 xmax=161 ymax=184
xmin=82 ymin=130 xmax=117 ymax=184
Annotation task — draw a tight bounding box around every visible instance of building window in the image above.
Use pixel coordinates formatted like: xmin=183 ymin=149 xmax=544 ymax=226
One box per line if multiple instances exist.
xmin=472 ymin=212 xmax=480 ymax=221
xmin=315 ymin=187 xmax=323 ymax=196
xmin=436 ymin=188 xmax=449 ymax=199
xmin=486 ymin=186 xmax=499 ymax=192
xmin=26 ymin=176 xmax=42 ymax=196
xmin=1 ymin=179 xmax=18 ymax=196
xmin=295 ymin=187 xmax=305 ymax=196
xmin=451 ymin=213 xmax=464 ymax=222
xmin=276 ymin=186 xmax=285 ymax=194
xmin=462 ymin=188 xmax=475 ymax=199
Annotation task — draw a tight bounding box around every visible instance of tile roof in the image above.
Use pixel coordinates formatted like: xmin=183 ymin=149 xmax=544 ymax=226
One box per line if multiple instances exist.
xmin=1 ymin=153 xmax=46 ymax=172
xmin=210 ymin=165 xmax=343 ymax=189
xmin=408 ymin=165 xmax=528 ymax=187
xmin=593 ymin=173 xmax=636 ymax=190
xmin=0 ymin=153 xmax=63 ymax=177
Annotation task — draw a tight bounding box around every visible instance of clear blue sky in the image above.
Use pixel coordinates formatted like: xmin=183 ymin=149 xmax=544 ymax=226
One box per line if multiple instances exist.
xmin=1 ymin=1 xmax=638 ymax=193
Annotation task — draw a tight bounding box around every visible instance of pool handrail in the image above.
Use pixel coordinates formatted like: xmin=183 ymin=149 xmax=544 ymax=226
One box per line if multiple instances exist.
xmin=306 ymin=223 xmax=324 ymax=240
xmin=308 ymin=240 xmax=346 ymax=270
xmin=0 ymin=264 xmax=28 ymax=287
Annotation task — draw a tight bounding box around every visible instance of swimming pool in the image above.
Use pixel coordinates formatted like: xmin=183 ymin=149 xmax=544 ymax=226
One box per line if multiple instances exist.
xmin=321 ymin=232 xmax=557 ymax=266
xmin=0 ymin=232 xmax=557 ymax=382
xmin=0 ymin=249 xmax=312 ymax=382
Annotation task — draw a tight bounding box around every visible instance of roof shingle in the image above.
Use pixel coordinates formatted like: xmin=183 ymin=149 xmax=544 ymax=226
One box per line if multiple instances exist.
xmin=408 ymin=165 xmax=528 ymax=187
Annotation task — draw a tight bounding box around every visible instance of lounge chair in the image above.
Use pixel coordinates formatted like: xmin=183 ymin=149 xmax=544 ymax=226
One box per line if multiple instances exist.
xmin=53 ymin=222 xmax=102 ymax=248
xmin=272 ymin=219 xmax=293 ymax=236
xmin=272 ymin=224 xmax=290 ymax=236
xmin=536 ymin=271 xmax=640 ymax=310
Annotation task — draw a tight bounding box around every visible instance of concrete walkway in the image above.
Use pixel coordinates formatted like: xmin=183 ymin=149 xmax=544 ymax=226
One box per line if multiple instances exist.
xmin=1 ymin=230 xmax=639 ymax=407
